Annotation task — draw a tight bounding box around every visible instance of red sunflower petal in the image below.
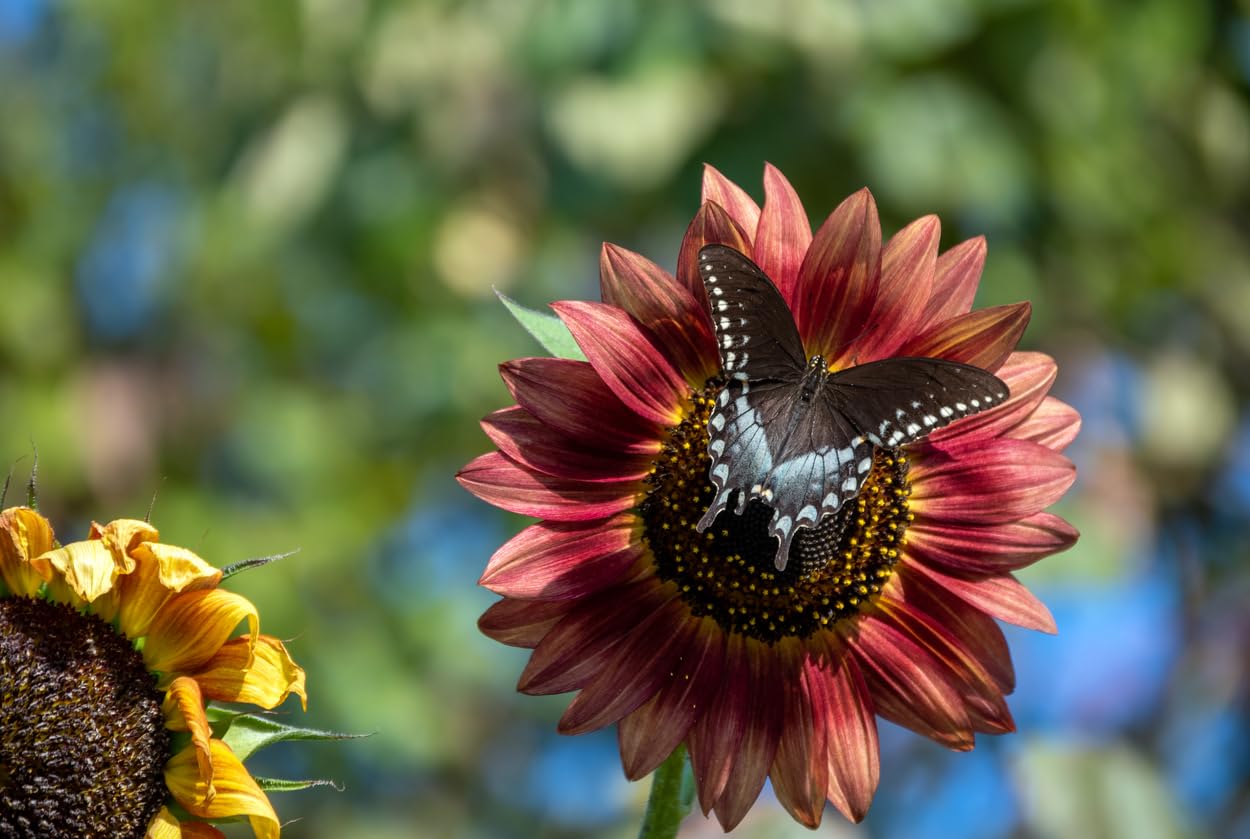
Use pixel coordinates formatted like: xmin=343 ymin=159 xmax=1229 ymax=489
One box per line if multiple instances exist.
xmin=553 ymin=301 xmax=690 ymax=426
xmin=676 ymin=200 xmax=754 ymax=303
xmin=708 ymin=639 xmax=785 ymax=831
xmin=752 ymin=163 xmax=812 ymax=304
xmin=910 ymin=438 xmax=1076 ymax=525
xmin=907 ymin=512 xmax=1080 ymax=574
xmin=617 ymin=622 xmax=726 ymax=780
xmin=557 ymin=599 xmax=694 ymax=734
xmin=794 ymin=188 xmax=882 ymax=363
xmin=480 ymin=514 xmax=644 ymax=601
xmin=600 ymin=243 xmax=719 ymax=385
xmin=500 ymin=357 xmax=660 ymax=455
xmin=478 ymin=598 xmax=571 ymax=649
xmin=930 ymin=351 xmax=1057 ymax=444
xmin=876 ymin=585 xmax=1014 ymax=736
xmin=1010 ymin=396 xmax=1082 ymax=451
xmin=481 ymin=407 xmax=653 ymax=483
xmin=854 ymin=215 xmax=940 ymax=362
xmin=849 ymin=614 xmax=975 ymax=750
xmin=687 ymin=634 xmax=751 ymax=814
xmin=890 ymin=566 xmax=1014 ymax=694
xmin=518 ymin=578 xmax=673 ymax=695
xmin=702 ymin=164 xmax=760 ymax=242
xmin=769 ymin=641 xmax=832 ymax=828
xmin=896 ymin=302 xmax=1031 ymax=372
xmin=919 ymin=236 xmax=987 ymax=329
xmin=456 ymin=452 xmax=642 ymax=521
xmin=819 ymin=638 xmax=880 ymax=823
xmin=906 ymin=561 xmax=1058 ymax=633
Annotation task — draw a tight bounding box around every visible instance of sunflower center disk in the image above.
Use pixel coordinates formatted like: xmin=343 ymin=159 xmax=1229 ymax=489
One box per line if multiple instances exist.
xmin=0 ymin=597 xmax=170 ymax=839
xmin=641 ymin=383 xmax=912 ymax=643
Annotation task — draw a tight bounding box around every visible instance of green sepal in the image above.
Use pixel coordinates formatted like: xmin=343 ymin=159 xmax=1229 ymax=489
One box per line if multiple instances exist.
xmin=496 ymin=289 xmax=587 ymax=361
xmin=253 ymin=776 xmax=343 ymax=794
xmin=221 ymin=549 xmax=299 ymax=581
xmin=210 ymin=710 xmax=366 ymax=762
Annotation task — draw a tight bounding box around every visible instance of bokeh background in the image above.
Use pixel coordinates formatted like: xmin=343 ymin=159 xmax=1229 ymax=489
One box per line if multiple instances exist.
xmin=2 ymin=0 xmax=1249 ymax=836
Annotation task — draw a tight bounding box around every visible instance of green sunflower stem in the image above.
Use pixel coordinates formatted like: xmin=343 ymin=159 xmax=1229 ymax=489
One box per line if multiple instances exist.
xmin=638 ymin=744 xmax=695 ymax=839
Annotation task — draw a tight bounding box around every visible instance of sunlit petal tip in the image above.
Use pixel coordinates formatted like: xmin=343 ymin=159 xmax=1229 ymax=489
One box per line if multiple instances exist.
xmin=92 ymin=518 xmax=160 ymax=561
xmin=910 ymin=439 xmax=1076 ymax=525
xmin=921 ymin=235 xmax=988 ymax=327
xmin=194 ymin=634 xmax=308 ymax=711
xmin=752 ymin=163 xmax=812 ymax=300
xmin=143 ymin=806 xmax=183 ymax=839
xmin=478 ymin=516 xmax=643 ymax=601
xmin=901 ymin=301 xmax=1031 ymax=372
xmin=165 ymin=740 xmax=280 ymax=839
xmin=676 ymin=200 xmax=754 ymax=302
xmin=144 ymin=588 xmax=260 ymax=677
xmin=0 ymin=506 xmax=56 ymax=596
xmin=701 ymin=163 xmax=761 ymax=238
xmin=456 ymin=451 xmax=642 ymax=521
xmin=40 ymin=539 xmax=124 ymax=603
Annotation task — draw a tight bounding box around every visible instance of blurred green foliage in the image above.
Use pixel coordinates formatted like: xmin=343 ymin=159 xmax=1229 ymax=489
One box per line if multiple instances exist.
xmin=2 ymin=0 xmax=1249 ymax=836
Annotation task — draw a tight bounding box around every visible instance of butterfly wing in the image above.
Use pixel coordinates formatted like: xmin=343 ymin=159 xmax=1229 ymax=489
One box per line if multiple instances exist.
xmin=825 ymin=357 xmax=1009 ymax=448
xmin=696 ymin=245 xmax=810 ymax=546
xmin=697 ymin=245 xmax=807 ymax=382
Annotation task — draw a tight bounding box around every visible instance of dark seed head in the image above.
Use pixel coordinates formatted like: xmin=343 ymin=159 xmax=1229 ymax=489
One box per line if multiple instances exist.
xmin=0 ymin=597 xmax=170 ymax=839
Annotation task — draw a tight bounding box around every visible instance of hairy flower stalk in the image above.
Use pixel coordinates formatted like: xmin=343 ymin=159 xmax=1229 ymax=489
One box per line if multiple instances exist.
xmin=459 ymin=164 xmax=1079 ymax=830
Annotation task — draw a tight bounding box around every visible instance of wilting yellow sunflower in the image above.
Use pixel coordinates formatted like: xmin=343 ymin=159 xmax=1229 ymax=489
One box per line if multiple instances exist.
xmin=0 ymin=506 xmax=306 ymax=839
xmin=459 ymin=164 xmax=1079 ymax=830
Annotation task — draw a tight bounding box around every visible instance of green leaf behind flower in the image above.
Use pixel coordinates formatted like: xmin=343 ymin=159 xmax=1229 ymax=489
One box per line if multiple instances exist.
xmin=210 ymin=710 xmax=367 ymax=762
xmin=496 ymin=289 xmax=587 ymax=361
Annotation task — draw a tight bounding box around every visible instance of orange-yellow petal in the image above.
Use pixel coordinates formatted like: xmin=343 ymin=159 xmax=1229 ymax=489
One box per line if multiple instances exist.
xmin=144 ymin=589 xmax=259 ymax=677
xmin=165 ymin=739 xmax=280 ymax=839
xmin=116 ymin=542 xmax=223 ymax=639
xmin=193 ymin=635 xmax=307 ymax=711
xmin=180 ymin=822 xmax=228 ymax=839
xmin=0 ymin=507 xmax=55 ymax=596
xmin=40 ymin=539 xmax=125 ymax=603
xmin=144 ymin=806 xmax=182 ymax=839
xmin=90 ymin=518 xmax=156 ymax=568
xmin=163 ymin=676 xmax=215 ymax=794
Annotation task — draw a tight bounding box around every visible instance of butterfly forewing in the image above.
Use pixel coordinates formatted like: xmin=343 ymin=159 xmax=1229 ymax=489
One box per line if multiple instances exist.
xmin=695 ymin=244 xmax=1010 ymax=573
xmin=698 ymin=245 xmax=806 ymax=382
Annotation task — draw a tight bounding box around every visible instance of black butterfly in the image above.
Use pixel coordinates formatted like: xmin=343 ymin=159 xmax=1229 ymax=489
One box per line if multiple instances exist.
xmin=696 ymin=244 xmax=1009 ymax=571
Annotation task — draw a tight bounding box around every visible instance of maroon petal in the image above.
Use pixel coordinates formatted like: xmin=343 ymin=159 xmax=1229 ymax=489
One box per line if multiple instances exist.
xmin=906 ymin=562 xmax=1057 ymax=633
xmin=482 ymin=407 xmax=654 ymax=482
xmin=709 ymin=640 xmax=785 ymax=831
xmin=456 ymin=452 xmax=642 ymax=521
xmin=906 ymin=512 xmax=1080 ymax=574
xmin=751 ymin=164 xmax=812 ymax=304
xmin=553 ymin=301 xmax=690 ymax=426
xmin=910 ymin=438 xmax=1076 ymax=526
xmin=600 ymin=243 xmax=719 ymax=385
xmin=687 ymin=634 xmax=755 ymax=814
xmin=853 ymin=215 xmax=939 ymax=362
xmin=875 ymin=586 xmax=1014 ymax=736
xmin=896 ymin=302 xmax=1031 ymax=373
xmin=768 ymin=641 xmax=831 ymax=828
xmin=819 ymin=639 xmax=880 ymax=823
xmin=479 ymin=514 xmax=644 ymax=601
xmin=518 ymin=578 xmax=673 ymax=695
xmin=702 ymin=164 xmax=760 ymax=242
xmin=849 ymin=614 xmax=975 ymax=750
xmin=558 ymin=599 xmax=694 ymax=734
xmin=500 ymin=357 xmax=660 ymax=455
xmin=478 ymin=598 xmax=572 ymax=648
xmin=919 ymin=236 xmax=986 ymax=329
xmin=1010 ymin=396 xmax=1082 ymax=452
xmin=794 ymin=188 xmax=882 ymax=363
xmin=930 ymin=352 xmax=1056 ymax=445
xmin=676 ymin=201 xmax=753 ymax=303
xmin=617 ymin=624 xmax=726 ymax=780
xmin=890 ymin=566 xmax=1014 ymax=694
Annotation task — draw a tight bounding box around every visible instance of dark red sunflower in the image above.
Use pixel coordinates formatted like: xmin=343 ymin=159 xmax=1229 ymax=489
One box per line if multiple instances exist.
xmin=458 ymin=164 xmax=1079 ymax=830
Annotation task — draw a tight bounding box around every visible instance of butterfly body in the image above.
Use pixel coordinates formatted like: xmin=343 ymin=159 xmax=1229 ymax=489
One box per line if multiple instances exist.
xmin=696 ymin=244 xmax=1009 ymax=571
